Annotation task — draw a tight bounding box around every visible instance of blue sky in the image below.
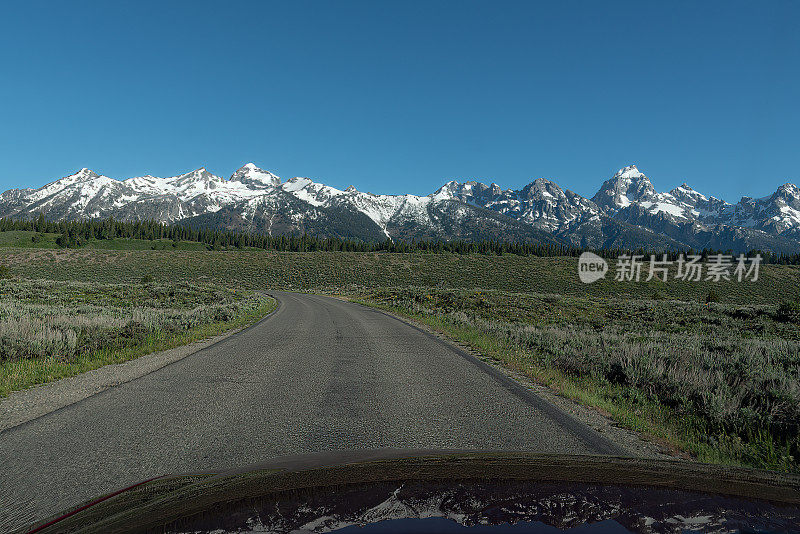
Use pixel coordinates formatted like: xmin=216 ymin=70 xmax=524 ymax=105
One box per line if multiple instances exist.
xmin=1 ymin=0 xmax=797 ymax=200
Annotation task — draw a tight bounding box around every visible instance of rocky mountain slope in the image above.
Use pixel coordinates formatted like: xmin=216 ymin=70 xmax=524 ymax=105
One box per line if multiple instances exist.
xmin=1 ymin=163 xmax=798 ymax=252
xmin=434 ymin=164 xmax=800 ymax=253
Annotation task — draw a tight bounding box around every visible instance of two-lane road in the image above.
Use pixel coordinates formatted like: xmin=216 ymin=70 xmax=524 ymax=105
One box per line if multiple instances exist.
xmin=0 ymin=291 xmax=625 ymax=530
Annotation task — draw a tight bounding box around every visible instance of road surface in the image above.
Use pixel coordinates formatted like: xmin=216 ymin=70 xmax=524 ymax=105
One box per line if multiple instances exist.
xmin=0 ymin=291 xmax=627 ymax=530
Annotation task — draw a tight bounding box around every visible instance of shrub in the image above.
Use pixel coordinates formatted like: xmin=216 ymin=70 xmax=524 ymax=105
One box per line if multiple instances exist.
xmin=0 ymin=280 xmax=262 ymax=365
xmin=359 ymin=287 xmax=800 ymax=471
xmin=55 ymin=234 xmax=83 ymax=248
xmin=776 ymin=301 xmax=800 ymax=324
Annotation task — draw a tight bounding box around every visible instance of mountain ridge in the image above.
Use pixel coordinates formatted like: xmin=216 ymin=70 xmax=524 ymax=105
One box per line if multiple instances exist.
xmin=1 ymin=163 xmax=798 ymax=252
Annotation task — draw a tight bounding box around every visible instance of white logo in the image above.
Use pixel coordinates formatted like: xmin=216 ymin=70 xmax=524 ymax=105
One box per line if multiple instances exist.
xmin=578 ymin=252 xmax=608 ymax=284
xmin=578 ymin=253 xmax=761 ymax=284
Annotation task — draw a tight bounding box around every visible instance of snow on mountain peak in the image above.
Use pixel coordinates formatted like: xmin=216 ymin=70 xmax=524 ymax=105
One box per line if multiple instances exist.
xmin=430 ymin=180 xmax=462 ymax=201
xmin=777 ymin=183 xmax=800 ymax=198
xmin=40 ymin=168 xmax=104 ymax=191
xmin=20 ymin=167 xmax=114 ymax=206
xmin=609 ymin=165 xmax=653 ymax=191
xmin=66 ymin=168 xmax=101 ymax=182
xmin=669 ymin=183 xmax=708 ymax=203
xmin=230 ymin=163 xmax=281 ymax=188
xmin=170 ymin=167 xmax=218 ymax=183
xmin=282 ymin=177 xmax=313 ymax=192
xmin=279 ymin=177 xmax=349 ymax=207
xmin=4 ymin=163 xmax=800 ymax=253
xmin=523 ymin=178 xmax=563 ymax=200
xmin=592 ymin=164 xmax=655 ymax=211
xmin=614 ymin=164 xmax=645 ymax=180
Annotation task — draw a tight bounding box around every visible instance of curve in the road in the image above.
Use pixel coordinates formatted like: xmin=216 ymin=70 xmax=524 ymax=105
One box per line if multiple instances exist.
xmin=1 ymin=290 xmax=628 ymax=532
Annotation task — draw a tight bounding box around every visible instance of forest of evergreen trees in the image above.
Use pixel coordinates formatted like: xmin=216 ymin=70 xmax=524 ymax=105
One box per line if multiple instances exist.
xmin=1 ymin=214 xmax=798 ymax=264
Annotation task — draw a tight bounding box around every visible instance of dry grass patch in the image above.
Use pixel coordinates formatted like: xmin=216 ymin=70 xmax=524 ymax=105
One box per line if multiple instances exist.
xmin=0 ymin=279 xmax=275 ymax=396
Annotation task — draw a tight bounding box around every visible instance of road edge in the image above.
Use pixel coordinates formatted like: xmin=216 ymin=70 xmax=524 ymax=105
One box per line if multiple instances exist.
xmin=0 ymin=294 xmax=281 ymax=434
xmin=334 ymin=294 xmax=674 ymax=460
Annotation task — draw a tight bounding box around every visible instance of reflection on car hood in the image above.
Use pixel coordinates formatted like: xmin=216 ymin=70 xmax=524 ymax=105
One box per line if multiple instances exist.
xmin=22 ymin=450 xmax=800 ymax=534
xmin=173 ymin=479 xmax=799 ymax=533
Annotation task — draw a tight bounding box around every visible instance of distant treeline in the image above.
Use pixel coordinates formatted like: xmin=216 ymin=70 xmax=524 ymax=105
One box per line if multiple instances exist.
xmin=2 ymin=215 xmax=799 ymax=264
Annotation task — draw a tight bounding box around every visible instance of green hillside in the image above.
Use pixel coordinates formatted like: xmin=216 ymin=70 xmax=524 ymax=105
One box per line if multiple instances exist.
xmin=1 ymin=248 xmax=797 ymax=305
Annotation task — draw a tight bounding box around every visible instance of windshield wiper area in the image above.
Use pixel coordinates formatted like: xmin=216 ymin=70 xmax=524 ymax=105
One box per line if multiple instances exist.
xmin=21 ymin=451 xmax=800 ymax=534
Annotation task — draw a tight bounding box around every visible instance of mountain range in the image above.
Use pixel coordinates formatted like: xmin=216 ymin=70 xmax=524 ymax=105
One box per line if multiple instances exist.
xmin=2 ymin=163 xmax=799 ymax=253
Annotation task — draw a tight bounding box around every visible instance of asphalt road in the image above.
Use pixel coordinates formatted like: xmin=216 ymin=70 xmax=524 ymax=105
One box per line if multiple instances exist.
xmin=0 ymin=291 xmax=626 ymax=530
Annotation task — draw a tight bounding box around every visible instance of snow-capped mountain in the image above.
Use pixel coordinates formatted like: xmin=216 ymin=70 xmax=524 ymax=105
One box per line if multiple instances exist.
xmin=186 ymin=173 xmax=559 ymax=243
xmin=170 ymin=479 xmax=800 ymax=533
xmin=592 ymin=165 xmax=658 ymax=212
xmin=433 ymin=177 xmax=599 ymax=233
xmin=730 ymin=183 xmax=800 ymax=237
xmin=230 ymin=163 xmax=281 ymax=189
xmin=593 ymin=165 xmax=730 ymax=224
xmin=1 ymin=163 xmax=798 ymax=252
xmin=428 ymin=165 xmax=800 ymax=252
xmin=0 ymin=163 xmax=553 ymax=243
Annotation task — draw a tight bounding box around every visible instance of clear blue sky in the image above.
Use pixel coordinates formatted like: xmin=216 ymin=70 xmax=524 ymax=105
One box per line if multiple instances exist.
xmin=1 ymin=0 xmax=797 ymax=201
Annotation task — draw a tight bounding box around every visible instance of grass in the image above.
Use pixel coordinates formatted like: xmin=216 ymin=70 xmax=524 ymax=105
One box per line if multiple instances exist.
xmin=0 ymin=279 xmax=276 ymax=397
xmin=348 ymin=288 xmax=800 ymax=473
xmin=0 ymin=231 xmax=61 ymax=248
xmin=1 ymin=247 xmax=797 ymax=473
xmin=0 ymin=249 xmax=797 ymax=305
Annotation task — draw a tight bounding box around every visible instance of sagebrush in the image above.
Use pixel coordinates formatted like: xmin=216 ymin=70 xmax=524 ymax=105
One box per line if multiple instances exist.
xmin=355 ymin=287 xmax=800 ymax=471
